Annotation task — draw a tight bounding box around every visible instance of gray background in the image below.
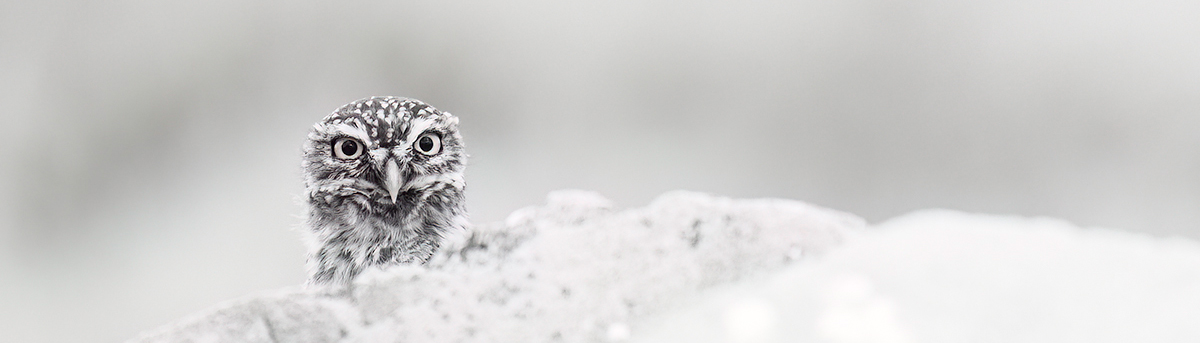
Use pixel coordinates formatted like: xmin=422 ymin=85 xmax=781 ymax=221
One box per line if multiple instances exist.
xmin=2 ymin=0 xmax=1199 ymax=342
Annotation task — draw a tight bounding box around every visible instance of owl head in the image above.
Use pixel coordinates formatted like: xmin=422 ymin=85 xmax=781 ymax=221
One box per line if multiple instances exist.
xmin=302 ymin=96 xmax=466 ymax=228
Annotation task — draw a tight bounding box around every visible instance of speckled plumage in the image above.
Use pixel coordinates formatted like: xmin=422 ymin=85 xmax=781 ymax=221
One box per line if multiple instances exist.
xmin=301 ymin=96 xmax=467 ymax=285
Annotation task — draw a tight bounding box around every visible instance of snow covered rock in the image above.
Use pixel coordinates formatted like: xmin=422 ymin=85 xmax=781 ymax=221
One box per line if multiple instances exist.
xmin=635 ymin=210 xmax=1200 ymax=343
xmin=128 ymin=190 xmax=860 ymax=343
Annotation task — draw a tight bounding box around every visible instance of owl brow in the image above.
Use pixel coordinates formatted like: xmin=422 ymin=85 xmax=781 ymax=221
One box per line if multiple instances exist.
xmin=329 ymin=123 xmax=374 ymax=147
xmin=403 ymin=117 xmax=438 ymax=145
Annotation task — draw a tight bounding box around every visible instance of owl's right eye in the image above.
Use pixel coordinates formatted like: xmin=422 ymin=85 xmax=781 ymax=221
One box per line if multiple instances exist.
xmin=332 ymin=138 xmax=363 ymax=159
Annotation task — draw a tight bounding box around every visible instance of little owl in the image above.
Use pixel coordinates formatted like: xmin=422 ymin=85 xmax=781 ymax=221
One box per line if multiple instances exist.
xmin=301 ymin=96 xmax=467 ymax=285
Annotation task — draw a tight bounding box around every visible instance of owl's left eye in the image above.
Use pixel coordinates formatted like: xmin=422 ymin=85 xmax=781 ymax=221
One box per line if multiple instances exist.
xmin=413 ymin=132 xmax=441 ymax=155
xmin=332 ymin=138 xmax=363 ymax=159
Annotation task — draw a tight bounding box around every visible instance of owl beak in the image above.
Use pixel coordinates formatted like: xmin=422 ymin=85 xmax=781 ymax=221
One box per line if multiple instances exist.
xmin=384 ymin=159 xmax=402 ymax=203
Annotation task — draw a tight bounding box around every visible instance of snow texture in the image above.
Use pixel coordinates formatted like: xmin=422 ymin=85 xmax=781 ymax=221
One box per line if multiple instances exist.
xmin=636 ymin=210 xmax=1200 ymax=343
xmin=128 ymin=190 xmax=857 ymax=343
xmin=129 ymin=192 xmax=1200 ymax=343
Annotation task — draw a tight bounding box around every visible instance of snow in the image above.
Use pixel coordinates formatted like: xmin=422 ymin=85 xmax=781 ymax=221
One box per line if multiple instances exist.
xmin=128 ymin=190 xmax=856 ymax=342
xmin=127 ymin=193 xmax=1200 ymax=343
xmin=635 ymin=210 xmax=1200 ymax=343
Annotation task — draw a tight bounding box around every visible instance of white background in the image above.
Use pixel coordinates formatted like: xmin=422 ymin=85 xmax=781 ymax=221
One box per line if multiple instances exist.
xmin=2 ymin=0 xmax=1199 ymax=342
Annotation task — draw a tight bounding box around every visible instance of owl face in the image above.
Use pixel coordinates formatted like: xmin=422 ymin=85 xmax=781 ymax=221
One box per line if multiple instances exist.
xmin=302 ymin=97 xmax=466 ymax=215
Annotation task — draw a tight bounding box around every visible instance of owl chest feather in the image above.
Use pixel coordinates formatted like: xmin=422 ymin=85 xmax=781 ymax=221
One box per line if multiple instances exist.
xmin=305 ymin=189 xmax=464 ymax=285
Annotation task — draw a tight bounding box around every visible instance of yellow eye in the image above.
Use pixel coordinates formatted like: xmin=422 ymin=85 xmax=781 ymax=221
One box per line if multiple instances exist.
xmin=414 ymin=132 xmax=441 ymax=155
xmin=333 ymin=138 xmax=363 ymax=159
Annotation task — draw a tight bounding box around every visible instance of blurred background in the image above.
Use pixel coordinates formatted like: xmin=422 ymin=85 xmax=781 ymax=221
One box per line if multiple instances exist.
xmin=2 ymin=0 xmax=1199 ymax=341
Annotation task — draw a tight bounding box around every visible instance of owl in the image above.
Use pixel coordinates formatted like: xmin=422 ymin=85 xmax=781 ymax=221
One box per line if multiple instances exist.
xmin=301 ymin=96 xmax=467 ymax=285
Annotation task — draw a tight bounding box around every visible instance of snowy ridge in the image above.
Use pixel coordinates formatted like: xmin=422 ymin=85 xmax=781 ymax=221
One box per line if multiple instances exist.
xmin=636 ymin=210 xmax=1200 ymax=343
xmin=128 ymin=190 xmax=859 ymax=343
xmin=129 ymin=192 xmax=1200 ymax=343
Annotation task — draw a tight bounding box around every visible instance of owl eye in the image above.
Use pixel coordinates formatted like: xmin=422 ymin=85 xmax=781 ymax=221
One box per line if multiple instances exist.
xmin=413 ymin=132 xmax=441 ymax=155
xmin=332 ymin=138 xmax=363 ymax=159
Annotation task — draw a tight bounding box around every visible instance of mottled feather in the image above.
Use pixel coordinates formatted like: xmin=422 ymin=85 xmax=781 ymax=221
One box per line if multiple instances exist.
xmin=301 ymin=96 xmax=467 ymax=285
